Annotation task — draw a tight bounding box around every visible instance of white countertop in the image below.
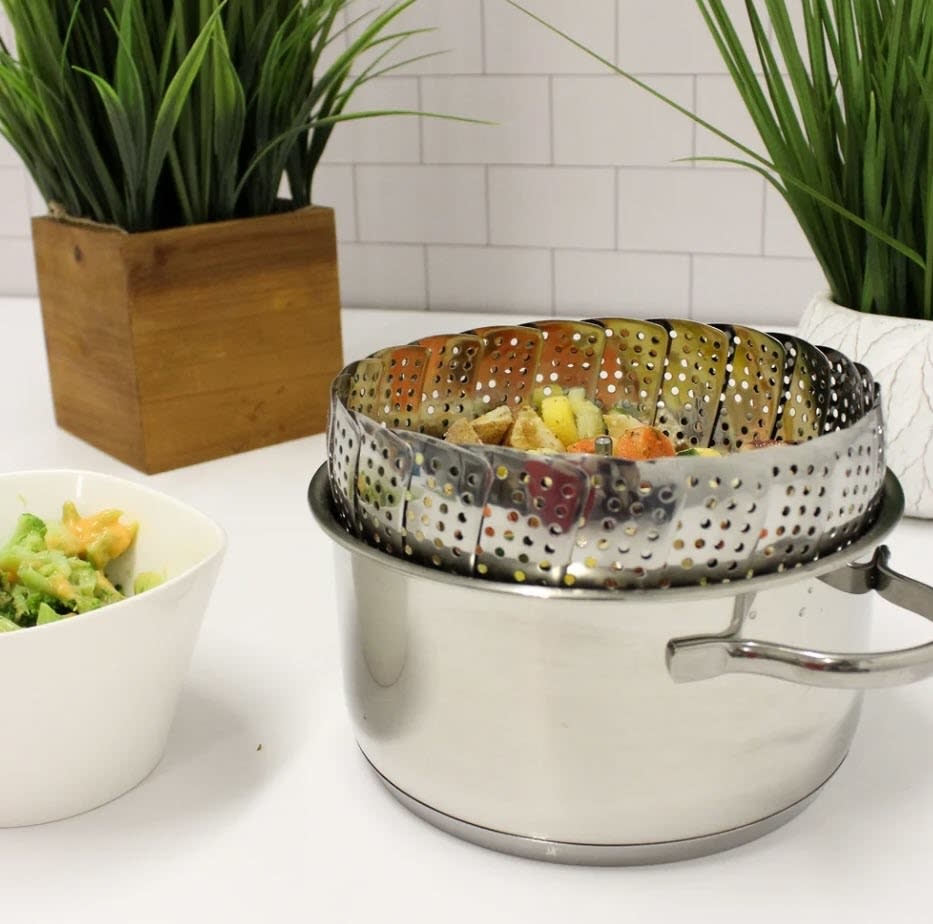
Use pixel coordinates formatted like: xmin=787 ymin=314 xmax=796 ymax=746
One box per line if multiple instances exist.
xmin=2 ymin=297 xmax=932 ymax=923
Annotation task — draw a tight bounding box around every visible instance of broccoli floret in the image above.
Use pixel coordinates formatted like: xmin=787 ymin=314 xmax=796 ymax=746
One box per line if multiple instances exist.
xmin=94 ymin=571 xmax=123 ymax=607
xmin=0 ymin=573 xmax=14 ymax=617
xmin=5 ymin=581 xmax=61 ymax=628
xmin=45 ymin=502 xmax=138 ymax=570
xmin=0 ymin=516 xmax=59 ymax=627
xmin=36 ymin=602 xmax=65 ymax=626
xmin=19 ymin=550 xmax=124 ymax=615
xmin=133 ymin=571 xmax=165 ymax=595
xmin=0 ymin=513 xmax=48 ymax=575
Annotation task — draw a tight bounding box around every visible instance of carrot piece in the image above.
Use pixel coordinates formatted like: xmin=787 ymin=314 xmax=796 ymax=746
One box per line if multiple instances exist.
xmin=565 ymin=437 xmax=598 ymax=454
xmin=613 ymin=427 xmax=676 ymax=460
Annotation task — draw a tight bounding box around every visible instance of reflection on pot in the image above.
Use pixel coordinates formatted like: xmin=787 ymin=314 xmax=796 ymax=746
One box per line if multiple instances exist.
xmin=337 ymin=550 xmax=416 ymax=740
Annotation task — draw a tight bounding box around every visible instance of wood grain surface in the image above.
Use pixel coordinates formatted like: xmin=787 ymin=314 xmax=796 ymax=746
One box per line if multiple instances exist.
xmin=33 ymin=206 xmax=343 ymax=473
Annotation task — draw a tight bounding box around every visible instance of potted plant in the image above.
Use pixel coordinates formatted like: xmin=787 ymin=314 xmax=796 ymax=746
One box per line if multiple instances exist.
xmin=510 ymin=0 xmax=933 ymax=518
xmin=0 ymin=0 xmax=440 ymax=473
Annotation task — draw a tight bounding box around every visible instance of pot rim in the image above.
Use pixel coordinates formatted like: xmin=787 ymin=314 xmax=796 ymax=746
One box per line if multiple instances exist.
xmin=309 ymin=463 xmax=904 ymax=603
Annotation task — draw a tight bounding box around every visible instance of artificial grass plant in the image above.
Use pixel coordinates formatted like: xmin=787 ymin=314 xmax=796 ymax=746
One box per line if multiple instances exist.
xmin=0 ymin=0 xmax=449 ymax=231
xmin=508 ymin=0 xmax=933 ymax=320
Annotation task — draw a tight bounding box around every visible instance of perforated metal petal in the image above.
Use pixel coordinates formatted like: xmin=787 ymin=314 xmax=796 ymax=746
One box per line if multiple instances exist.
xmin=327 ymin=374 xmax=362 ymax=529
xmin=654 ymin=320 xmax=730 ymax=447
xmin=742 ymin=440 xmax=839 ymax=578
xmin=710 ymin=326 xmax=785 ymax=450
xmin=592 ymin=318 xmax=669 ymax=421
xmin=820 ymin=346 xmax=864 ymax=434
xmin=354 ymin=415 xmax=413 ymax=555
xmin=817 ymin=407 xmax=886 ymax=556
xmin=529 ymin=320 xmax=607 ymax=395
xmin=402 ymin=434 xmax=493 ymax=576
xmin=328 ymin=316 xmax=886 ymax=591
xmin=566 ymin=457 xmax=684 ymax=589
xmin=853 ymin=362 xmax=877 ymax=418
xmin=769 ymin=334 xmax=832 ymax=444
xmin=372 ymin=344 xmax=430 ymax=430
xmin=668 ymin=457 xmax=768 ymax=585
xmin=473 ymin=446 xmax=590 ymax=586
xmin=415 ymin=333 xmax=484 ymax=436
xmin=346 ymin=357 xmax=385 ymax=419
xmin=471 ymin=326 xmax=544 ymax=411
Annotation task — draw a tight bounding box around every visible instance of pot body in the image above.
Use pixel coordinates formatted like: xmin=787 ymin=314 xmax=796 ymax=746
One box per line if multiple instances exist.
xmin=799 ymin=294 xmax=933 ymax=519
xmin=335 ymin=545 xmax=870 ymax=851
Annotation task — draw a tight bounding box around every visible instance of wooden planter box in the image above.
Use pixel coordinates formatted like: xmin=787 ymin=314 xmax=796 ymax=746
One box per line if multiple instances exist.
xmin=33 ymin=206 xmax=343 ymax=473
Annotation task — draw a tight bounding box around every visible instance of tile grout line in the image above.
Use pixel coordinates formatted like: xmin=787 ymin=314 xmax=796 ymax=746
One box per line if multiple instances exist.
xmin=690 ymin=76 xmax=698 ymax=168
xmin=350 ymin=165 xmax=362 ymax=243
xmin=324 ymin=160 xmax=749 ymax=172
xmin=479 ymin=0 xmax=488 ymax=73
xmin=614 ymin=167 xmax=621 ymax=250
xmin=20 ymin=162 xmax=34 ymax=224
xmin=687 ymin=253 xmax=695 ymax=319
xmin=548 ymin=75 xmax=555 ymax=165
xmin=328 ymin=239 xmax=821 ymax=261
xmin=484 ymin=165 xmax=493 ymax=245
xmin=417 ymin=77 xmax=425 ymax=165
xmin=550 ymin=249 xmax=557 ymax=317
xmin=389 ymin=71 xmax=749 ymax=79
xmin=423 ymin=244 xmax=432 ymax=311
xmin=614 ymin=0 xmax=620 ymax=65
xmin=760 ymin=176 xmax=769 ymax=255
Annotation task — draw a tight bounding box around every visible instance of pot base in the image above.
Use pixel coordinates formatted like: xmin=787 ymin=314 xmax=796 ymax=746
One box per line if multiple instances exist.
xmin=365 ymin=750 xmax=844 ymax=866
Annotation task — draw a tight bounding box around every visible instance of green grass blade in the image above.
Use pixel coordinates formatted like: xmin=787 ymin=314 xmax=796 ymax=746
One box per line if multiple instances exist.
xmin=144 ymin=6 xmax=223 ymax=219
xmin=210 ymin=23 xmax=246 ymax=217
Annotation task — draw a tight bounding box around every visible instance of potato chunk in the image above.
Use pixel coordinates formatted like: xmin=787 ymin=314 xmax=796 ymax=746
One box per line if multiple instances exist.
xmin=603 ymin=410 xmax=643 ymax=441
xmin=540 ymin=395 xmax=579 ymax=446
xmin=472 ymin=404 xmax=513 ymax=445
xmin=444 ymin=418 xmax=482 ymax=446
xmin=567 ymin=389 xmax=606 ymax=439
xmin=507 ymin=407 xmax=566 ymax=452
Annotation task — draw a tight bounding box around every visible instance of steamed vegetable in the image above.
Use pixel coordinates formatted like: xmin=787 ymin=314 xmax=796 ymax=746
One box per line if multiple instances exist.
xmin=568 ymin=388 xmax=605 ymax=439
xmin=540 ymin=395 xmax=579 ymax=447
xmin=46 ymin=502 xmax=137 ymax=569
xmin=133 ymin=572 xmax=166 ymax=595
xmin=443 ymin=386 xmax=682 ymax=459
xmin=613 ymin=427 xmax=676 ymax=460
xmin=0 ymin=503 xmax=157 ymax=632
xmin=440 ymin=385 xmax=778 ymax=459
xmin=0 ymin=513 xmax=46 ymax=571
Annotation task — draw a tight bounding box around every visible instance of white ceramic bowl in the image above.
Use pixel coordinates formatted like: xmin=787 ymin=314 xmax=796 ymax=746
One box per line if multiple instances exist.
xmin=0 ymin=470 xmax=226 ymax=826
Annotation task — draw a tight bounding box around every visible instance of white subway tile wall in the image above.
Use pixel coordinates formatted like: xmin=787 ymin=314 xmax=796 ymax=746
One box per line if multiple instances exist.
xmin=0 ymin=0 xmax=825 ymax=323
xmin=337 ymin=243 xmax=429 ymax=310
xmin=428 ymin=245 xmax=552 ymax=313
xmin=618 ymin=168 xmax=764 ymax=254
xmin=489 ymin=166 xmax=616 ymax=249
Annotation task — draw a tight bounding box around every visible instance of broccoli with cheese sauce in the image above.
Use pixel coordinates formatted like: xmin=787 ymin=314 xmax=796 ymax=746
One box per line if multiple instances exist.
xmin=0 ymin=503 xmax=157 ymax=631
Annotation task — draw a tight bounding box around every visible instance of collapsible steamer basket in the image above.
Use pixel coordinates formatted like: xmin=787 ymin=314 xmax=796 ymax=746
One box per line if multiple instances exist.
xmin=310 ymin=317 xmax=933 ymax=865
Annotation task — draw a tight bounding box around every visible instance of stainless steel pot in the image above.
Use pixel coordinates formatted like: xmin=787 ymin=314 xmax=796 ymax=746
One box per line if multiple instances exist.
xmin=309 ymin=464 xmax=933 ymax=865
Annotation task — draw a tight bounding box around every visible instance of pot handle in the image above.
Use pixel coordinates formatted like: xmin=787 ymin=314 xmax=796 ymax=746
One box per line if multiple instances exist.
xmin=667 ymin=547 xmax=933 ymax=689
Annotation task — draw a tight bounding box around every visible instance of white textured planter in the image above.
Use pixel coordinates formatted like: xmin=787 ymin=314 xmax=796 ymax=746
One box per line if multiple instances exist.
xmin=798 ymin=294 xmax=933 ymax=518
